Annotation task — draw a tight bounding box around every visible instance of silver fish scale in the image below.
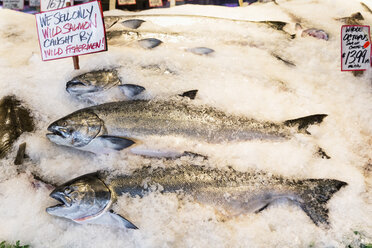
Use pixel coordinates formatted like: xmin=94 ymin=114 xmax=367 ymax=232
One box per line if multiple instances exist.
xmin=88 ymin=99 xmax=291 ymax=142
xmin=107 ymin=165 xmax=293 ymax=198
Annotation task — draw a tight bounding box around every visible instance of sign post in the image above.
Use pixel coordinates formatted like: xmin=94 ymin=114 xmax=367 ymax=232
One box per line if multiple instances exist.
xmin=35 ymin=1 xmax=107 ymax=68
xmin=109 ymin=0 xmax=116 ymax=10
xmin=341 ymin=25 xmax=371 ymax=71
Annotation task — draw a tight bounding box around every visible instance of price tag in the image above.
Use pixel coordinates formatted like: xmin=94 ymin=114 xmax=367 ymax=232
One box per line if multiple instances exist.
xmin=117 ymin=0 xmax=136 ymax=5
xmin=149 ymin=0 xmax=162 ymax=7
xmin=3 ymin=0 xmax=24 ymax=10
xmin=341 ymin=25 xmax=371 ymax=71
xmin=35 ymin=1 xmax=107 ymax=61
xmin=41 ymin=0 xmax=74 ymax=12
xmin=30 ymin=0 xmax=40 ymax=7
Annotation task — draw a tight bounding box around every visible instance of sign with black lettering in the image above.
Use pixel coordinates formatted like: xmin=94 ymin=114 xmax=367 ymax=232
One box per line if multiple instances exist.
xmin=341 ymin=25 xmax=371 ymax=71
xmin=117 ymin=0 xmax=136 ymax=5
xmin=41 ymin=0 xmax=73 ymax=12
xmin=35 ymin=1 xmax=107 ymax=61
xmin=3 ymin=0 xmax=24 ymax=10
xmin=149 ymin=0 xmax=162 ymax=7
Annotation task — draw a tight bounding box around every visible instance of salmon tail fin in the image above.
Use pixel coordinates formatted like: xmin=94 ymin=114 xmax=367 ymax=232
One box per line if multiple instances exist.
xmin=297 ymin=179 xmax=347 ymax=226
xmin=283 ymin=114 xmax=328 ymax=134
xmin=179 ymin=89 xmax=198 ymax=100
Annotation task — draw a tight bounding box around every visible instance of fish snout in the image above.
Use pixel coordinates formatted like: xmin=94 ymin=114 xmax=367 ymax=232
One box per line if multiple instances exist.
xmin=49 ymin=190 xmax=72 ymax=207
xmin=47 ymin=123 xmax=56 ymax=133
xmin=47 ymin=124 xmax=70 ymax=138
xmin=66 ymin=80 xmax=86 ymax=94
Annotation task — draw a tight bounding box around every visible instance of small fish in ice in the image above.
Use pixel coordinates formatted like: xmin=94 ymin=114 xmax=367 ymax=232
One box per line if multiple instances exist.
xmin=138 ymin=38 xmax=163 ymax=49
xmin=121 ymin=19 xmax=146 ymax=29
xmin=46 ymin=164 xmax=347 ymax=229
xmin=301 ymin=29 xmax=329 ymax=40
xmin=66 ymin=70 xmax=121 ymax=97
xmin=66 ymin=70 xmax=146 ymax=100
xmin=295 ymin=24 xmax=329 ymax=41
xmin=187 ymin=47 xmax=215 ymax=55
xmin=336 ymin=12 xmax=364 ymax=25
xmin=104 ymin=16 xmax=120 ymax=30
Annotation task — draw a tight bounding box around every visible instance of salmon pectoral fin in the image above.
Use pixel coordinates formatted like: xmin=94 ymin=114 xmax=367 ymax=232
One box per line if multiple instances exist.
xmin=178 ymin=89 xmax=198 ymax=100
xmin=96 ymin=135 xmax=136 ymax=151
xmin=108 ymin=210 xmax=138 ymax=229
xmin=86 ymin=210 xmax=138 ymax=229
xmin=118 ymin=84 xmax=146 ymax=98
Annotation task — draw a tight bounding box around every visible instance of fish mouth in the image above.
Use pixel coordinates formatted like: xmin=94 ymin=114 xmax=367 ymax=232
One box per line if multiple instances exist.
xmin=46 ymin=125 xmax=70 ymax=139
xmin=66 ymin=80 xmax=99 ymax=95
xmin=46 ymin=191 xmax=72 ymax=213
xmin=66 ymin=80 xmax=87 ymax=88
xmin=66 ymin=80 xmax=89 ymax=94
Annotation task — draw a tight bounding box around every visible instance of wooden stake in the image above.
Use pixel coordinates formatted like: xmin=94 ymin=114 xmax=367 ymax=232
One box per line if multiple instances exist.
xmin=109 ymin=0 xmax=116 ymax=10
xmin=66 ymin=1 xmax=80 ymax=70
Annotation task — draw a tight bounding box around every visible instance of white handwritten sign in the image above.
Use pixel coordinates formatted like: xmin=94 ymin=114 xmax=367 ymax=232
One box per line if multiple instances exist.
xmin=3 ymin=0 xmax=24 ymax=10
xmin=341 ymin=25 xmax=371 ymax=71
xmin=35 ymin=1 xmax=107 ymax=61
xmin=41 ymin=0 xmax=73 ymax=12
xmin=149 ymin=0 xmax=162 ymax=7
xmin=118 ymin=0 xmax=136 ymax=5
xmin=30 ymin=0 xmax=40 ymax=7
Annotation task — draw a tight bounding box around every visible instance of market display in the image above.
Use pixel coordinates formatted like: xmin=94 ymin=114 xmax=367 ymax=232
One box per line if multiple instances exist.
xmin=0 ymin=0 xmax=371 ymax=247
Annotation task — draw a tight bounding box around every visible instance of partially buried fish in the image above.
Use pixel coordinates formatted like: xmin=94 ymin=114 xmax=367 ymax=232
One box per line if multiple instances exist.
xmin=301 ymin=29 xmax=329 ymax=40
xmin=187 ymin=47 xmax=215 ymax=55
xmin=0 ymin=95 xmax=34 ymax=158
xmin=336 ymin=12 xmax=364 ymax=25
xmin=66 ymin=70 xmax=146 ymax=100
xmin=104 ymin=18 xmax=146 ymax=30
xmin=66 ymin=69 xmax=197 ymax=103
xmin=46 ymin=164 xmax=347 ymax=229
xmin=121 ymin=19 xmax=146 ymax=29
xmin=104 ymin=16 xmax=120 ymax=30
xmin=138 ymin=38 xmax=163 ymax=49
xmin=46 ymin=99 xmax=327 ymax=155
xmin=295 ymin=24 xmax=329 ymax=41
